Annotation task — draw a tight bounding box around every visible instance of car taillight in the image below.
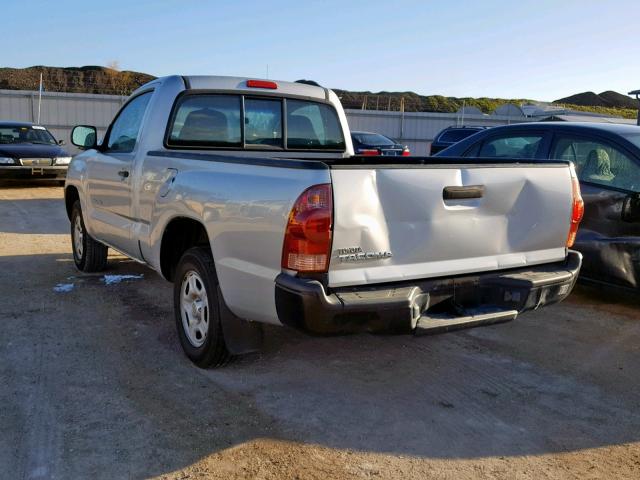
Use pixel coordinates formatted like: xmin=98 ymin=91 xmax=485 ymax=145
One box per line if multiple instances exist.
xmin=358 ymin=149 xmax=379 ymax=156
xmin=402 ymin=147 xmax=410 ymax=156
xmin=567 ymin=164 xmax=584 ymax=248
xmin=282 ymin=184 xmax=333 ymax=272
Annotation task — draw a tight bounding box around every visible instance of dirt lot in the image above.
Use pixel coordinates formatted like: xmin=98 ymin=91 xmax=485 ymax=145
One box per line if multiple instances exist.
xmin=1 ymin=183 xmax=640 ymax=479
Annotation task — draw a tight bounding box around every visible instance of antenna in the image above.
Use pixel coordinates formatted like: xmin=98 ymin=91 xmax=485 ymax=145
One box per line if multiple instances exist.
xmin=266 ymin=64 xmax=269 ymax=79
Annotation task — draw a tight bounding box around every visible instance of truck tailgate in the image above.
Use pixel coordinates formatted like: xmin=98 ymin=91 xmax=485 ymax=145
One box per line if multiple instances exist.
xmin=328 ymin=161 xmax=572 ymax=287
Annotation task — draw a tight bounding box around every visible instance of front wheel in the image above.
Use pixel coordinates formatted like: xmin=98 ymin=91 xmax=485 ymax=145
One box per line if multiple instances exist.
xmin=71 ymin=200 xmax=108 ymax=272
xmin=173 ymin=247 xmax=230 ymax=368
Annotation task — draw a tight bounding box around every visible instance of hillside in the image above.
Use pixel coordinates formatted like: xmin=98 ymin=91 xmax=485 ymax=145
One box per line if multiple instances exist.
xmin=0 ymin=66 xmax=155 ymax=95
xmin=0 ymin=66 xmax=637 ymax=119
xmin=332 ymin=88 xmax=533 ymax=114
xmin=554 ymin=90 xmax=637 ymax=109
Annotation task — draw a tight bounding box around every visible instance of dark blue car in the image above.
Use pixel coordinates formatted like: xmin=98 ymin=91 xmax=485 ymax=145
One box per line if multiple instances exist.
xmin=435 ymin=121 xmax=640 ymax=290
xmin=429 ymin=126 xmax=490 ymax=155
xmin=0 ymin=122 xmax=71 ymax=180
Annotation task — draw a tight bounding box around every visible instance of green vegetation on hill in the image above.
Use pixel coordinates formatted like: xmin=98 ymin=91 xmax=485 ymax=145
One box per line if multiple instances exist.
xmin=553 ymin=103 xmax=637 ymax=120
xmin=0 ymin=65 xmax=155 ymax=95
xmin=333 ymin=89 xmax=533 ymax=114
xmin=554 ymin=90 xmax=638 ymax=110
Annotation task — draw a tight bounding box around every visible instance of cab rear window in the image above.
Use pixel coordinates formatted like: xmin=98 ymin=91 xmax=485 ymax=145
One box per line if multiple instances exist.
xmin=168 ymin=95 xmax=241 ymax=147
xmin=166 ymin=93 xmax=345 ymax=151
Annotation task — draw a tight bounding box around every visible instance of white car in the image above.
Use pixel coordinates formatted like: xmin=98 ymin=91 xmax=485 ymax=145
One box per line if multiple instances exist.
xmin=64 ymin=75 xmax=584 ymax=367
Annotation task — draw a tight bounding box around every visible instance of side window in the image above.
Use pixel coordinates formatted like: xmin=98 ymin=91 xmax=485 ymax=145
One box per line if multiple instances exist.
xmin=244 ymin=98 xmax=282 ymax=147
xmin=168 ymin=95 xmax=241 ymax=147
xmin=479 ymin=134 xmax=543 ymax=159
xmin=286 ymin=100 xmax=345 ymax=150
xmin=106 ymin=92 xmax=152 ymax=153
xmin=552 ymin=136 xmax=640 ymax=192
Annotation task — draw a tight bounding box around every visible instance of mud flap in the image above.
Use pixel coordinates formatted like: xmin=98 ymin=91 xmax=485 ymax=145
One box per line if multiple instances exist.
xmin=217 ymin=286 xmax=263 ymax=355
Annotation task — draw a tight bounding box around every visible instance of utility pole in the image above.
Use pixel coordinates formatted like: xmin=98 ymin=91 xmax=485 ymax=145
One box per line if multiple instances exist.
xmin=630 ymin=90 xmax=640 ymax=126
xmin=37 ymin=73 xmax=43 ymax=124
xmin=400 ymin=97 xmax=405 ymax=140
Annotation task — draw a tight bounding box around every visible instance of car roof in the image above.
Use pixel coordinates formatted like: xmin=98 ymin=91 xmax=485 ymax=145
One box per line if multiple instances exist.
xmin=181 ymin=75 xmax=328 ymax=100
xmin=442 ymin=126 xmax=488 ymax=130
xmin=351 ymin=131 xmax=387 ymax=135
xmin=0 ymin=121 xmax=39 ymax=128
xmin=486 ymin=121 xmax=640 ymax=135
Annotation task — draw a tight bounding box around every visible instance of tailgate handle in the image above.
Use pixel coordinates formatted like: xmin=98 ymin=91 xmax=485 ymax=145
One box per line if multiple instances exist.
xmin=443 ymin=185 xmax=484 ymax=200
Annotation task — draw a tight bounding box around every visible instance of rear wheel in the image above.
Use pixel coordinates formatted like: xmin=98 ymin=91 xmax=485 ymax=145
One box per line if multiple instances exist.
xmin=173 ymin=247 xmax=230 ymax=368
xmin=71 ymin=200 xmax=108 ymax=272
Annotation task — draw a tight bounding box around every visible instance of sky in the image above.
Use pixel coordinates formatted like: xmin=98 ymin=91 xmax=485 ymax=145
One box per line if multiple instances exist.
xmin=4 ymin=0 xmax=640 ymax=101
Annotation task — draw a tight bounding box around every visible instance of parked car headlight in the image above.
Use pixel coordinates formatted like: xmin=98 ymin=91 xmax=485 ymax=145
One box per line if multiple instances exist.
xmin=0 ymin=157 xmax=16 ymax=164
xmin=54 ymin=156 xmax=72 ymax=165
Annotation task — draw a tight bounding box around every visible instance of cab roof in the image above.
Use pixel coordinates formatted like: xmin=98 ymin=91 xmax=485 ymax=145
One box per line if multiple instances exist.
xmin=182 ymin=75 xmax=329 ymax=100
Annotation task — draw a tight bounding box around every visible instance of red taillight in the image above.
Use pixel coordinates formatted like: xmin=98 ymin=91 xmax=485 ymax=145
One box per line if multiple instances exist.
xmin=402 ymin=147 xmax=411 ymax=156
xmin=567 ymin=165 xmax=584 ymax=248
xmin=282 ymin=184 xmax=333 ymax=272
xmin=246 ymin=79 xmax=278 ymax=89
xmin=359 ymin=149 xmax=380 ymax=156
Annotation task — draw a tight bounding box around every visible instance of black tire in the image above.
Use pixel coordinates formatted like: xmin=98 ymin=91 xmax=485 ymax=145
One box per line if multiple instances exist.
xmin=71 ymin=200 xmax=108 ymax=272
xmin=173 ymin=246 xmax=231 ymax=368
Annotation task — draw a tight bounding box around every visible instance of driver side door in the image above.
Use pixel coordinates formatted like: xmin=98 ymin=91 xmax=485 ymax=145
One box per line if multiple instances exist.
xmin=86 ymin=91 xmax=153 ymax=256
xmin=551 ymin=133 xmax=640 ymax=289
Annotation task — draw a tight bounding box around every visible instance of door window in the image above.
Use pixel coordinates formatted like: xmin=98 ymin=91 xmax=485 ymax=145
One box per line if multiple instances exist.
xmin=478 ymin=134 xmax=543 ymax=159
xmin=552 ymin=136 xmax=640 ymax=192
xmin=106 ymin=92 xmax=152 ymax=153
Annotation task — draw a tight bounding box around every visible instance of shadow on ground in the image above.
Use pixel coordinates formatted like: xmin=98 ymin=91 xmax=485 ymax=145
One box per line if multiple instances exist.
xmin=2 ymin=247 xmax=640 ymax=478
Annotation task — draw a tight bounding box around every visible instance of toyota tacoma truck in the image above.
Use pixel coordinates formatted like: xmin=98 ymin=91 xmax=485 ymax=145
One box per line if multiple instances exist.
xmin=64 ymin=75 xmax=584 ymax=368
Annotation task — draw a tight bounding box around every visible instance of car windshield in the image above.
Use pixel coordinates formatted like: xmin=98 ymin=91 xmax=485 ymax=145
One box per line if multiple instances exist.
xmin=621 ymin=132 xmax=640 ymax=150
xmin=353 ymin=133 xmax=396 ymax=146
xmin=439 ymin=129 xmax=480 ymax=143
xmin=0 ymin=125 xmax=57 ymax=145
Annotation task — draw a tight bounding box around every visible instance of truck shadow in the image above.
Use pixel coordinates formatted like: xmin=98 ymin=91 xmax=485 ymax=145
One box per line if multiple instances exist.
xmin=2 ymin=252 xmax=640 ymax=478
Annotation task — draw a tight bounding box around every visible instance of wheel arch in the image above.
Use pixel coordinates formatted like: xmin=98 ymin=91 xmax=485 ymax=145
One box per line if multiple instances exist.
xmin=160 ymin=216 xmax=211 ymax=282
xmin=64 ymin=185 xmax=80 ymax=220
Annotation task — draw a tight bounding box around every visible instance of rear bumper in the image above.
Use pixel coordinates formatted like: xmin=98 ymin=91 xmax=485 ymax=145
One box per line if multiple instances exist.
xmin=275 ymin=250 xmax=582 ymax=335
xmin=0 ymin=165 xmax=68 ymax=179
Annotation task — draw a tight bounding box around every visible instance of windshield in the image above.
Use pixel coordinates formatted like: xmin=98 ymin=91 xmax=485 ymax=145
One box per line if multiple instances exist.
xmin=353 ymin=133 xmax=396 ymax=146
xmin=621 ymin=132 xmax=640 ymax=150
xmin=439 ymin=129 xmax=480 ymax=143
xmin=0 ymin=125 xmax=57 ymax=145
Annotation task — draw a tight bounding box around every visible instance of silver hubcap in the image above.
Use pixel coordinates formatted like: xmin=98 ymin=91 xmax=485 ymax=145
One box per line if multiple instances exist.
xmin=180 ymin=271 xmax=209 ymax=347
xmin=73 ymin=216 xmax=84 ymax=259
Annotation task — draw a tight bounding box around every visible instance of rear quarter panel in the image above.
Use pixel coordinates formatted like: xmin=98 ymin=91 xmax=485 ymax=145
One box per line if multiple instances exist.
xmin=140 ymin=155 xmax=331 ymax=324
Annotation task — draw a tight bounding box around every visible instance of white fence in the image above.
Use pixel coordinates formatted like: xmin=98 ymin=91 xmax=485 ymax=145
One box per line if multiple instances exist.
xmin=0 ymin=89 xmax=533 ymax=155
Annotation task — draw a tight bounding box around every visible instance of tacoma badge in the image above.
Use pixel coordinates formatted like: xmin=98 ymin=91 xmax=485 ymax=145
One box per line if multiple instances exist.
xmin=336 ymin=246 xmax=393 ymax=263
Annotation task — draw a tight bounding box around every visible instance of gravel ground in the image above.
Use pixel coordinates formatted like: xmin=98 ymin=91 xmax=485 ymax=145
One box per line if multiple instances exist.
xmin=1 ymin=183 xmax=639 ymax=479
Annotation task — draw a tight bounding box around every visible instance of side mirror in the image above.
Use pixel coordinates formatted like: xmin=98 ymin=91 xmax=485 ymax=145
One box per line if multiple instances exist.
xmin=622 ymin=193 xmax=640 ymax=223
xmin=57 ymin=139 xmax=66 ymax=146
xmin=71 ymin=125 xmax=97 ymax=150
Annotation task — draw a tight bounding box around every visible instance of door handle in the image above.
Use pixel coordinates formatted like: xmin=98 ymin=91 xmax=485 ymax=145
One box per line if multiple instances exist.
xmin=117 ymin=170 xmax=130 ymax=179
xmin=443 ymin=185 xmax=485 ymax=200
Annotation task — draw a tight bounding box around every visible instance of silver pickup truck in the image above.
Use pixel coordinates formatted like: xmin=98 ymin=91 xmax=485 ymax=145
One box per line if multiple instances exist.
xmin=64 ymin=75 xmax=584 ymax=367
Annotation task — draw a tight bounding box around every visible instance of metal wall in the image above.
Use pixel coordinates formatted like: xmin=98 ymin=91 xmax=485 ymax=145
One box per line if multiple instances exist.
xmin=0 ymin=89 xmax=126 ymax=153
xmin=0 ymin=89 xmax=533 ymax=155
xmin=345 ymin=109 xmax=535 ymax=155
